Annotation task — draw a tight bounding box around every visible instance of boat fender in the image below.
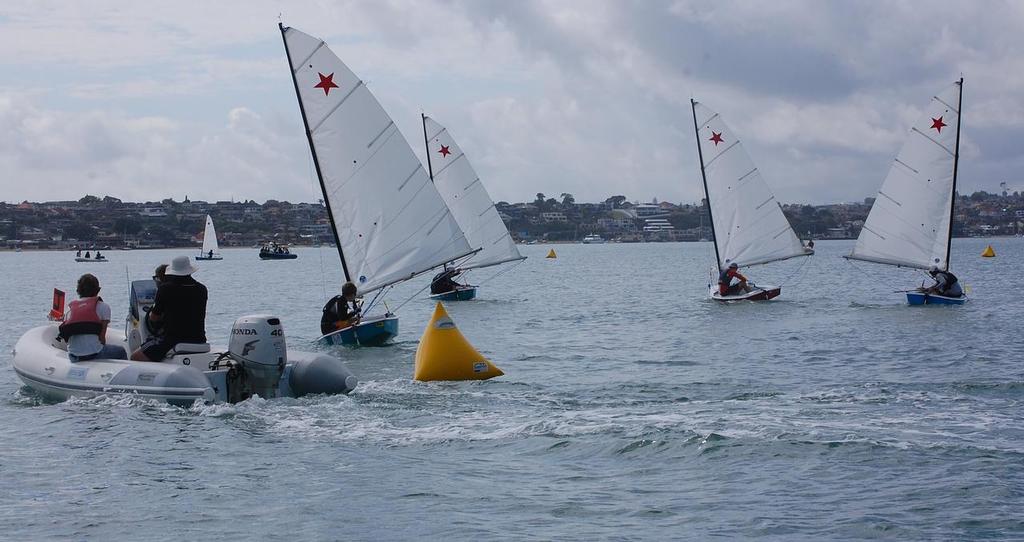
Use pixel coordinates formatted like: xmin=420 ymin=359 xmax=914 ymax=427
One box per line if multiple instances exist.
xmin=414 ymin=302 xmax=503 ymax=382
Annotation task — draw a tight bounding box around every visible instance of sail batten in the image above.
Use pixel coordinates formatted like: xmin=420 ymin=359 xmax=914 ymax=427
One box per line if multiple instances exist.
xmin=423 ymin=115 xmax=524 ymax=272
xmin=691 ymin=101 xmax=809 ymax=270
xmin=281 ymin=25 xmax=472 ymax=294
xmin=850 ymin=80 xmax=962 ymax=271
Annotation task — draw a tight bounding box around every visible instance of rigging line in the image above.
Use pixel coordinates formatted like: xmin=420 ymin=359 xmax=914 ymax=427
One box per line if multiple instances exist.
xmin=777 ymin=251 xmax=812 ymax=287
xmin=844 ymin=256 xmax=904 ymax=293
xmin=393 ymin=280 xmax=434 ymax=313
xmin=308 ymin=153 xmax=328 ymax=301
xmin=474 ymin=258 xmax=526 ymax=288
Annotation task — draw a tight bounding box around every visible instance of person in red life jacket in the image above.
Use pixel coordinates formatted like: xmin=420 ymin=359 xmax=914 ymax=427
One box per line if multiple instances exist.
xmin=718 ymin=262 xmax=752 ymax=296
xmin=131 ymin=256 xmax=208 ymax=362
xmin=59 ymin=274 xmax=128 ymax=362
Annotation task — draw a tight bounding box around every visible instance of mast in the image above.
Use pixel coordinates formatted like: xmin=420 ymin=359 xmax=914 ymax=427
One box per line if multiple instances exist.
xmin=279 ymin=22 xmax=351 ymax=282
xmin=421 ymin=113 xmax=436 ymax=181
xmin=945 ymin=77 xmax=963 ymax=271
xmin=690 ymin=98 xmax=721 ymax=270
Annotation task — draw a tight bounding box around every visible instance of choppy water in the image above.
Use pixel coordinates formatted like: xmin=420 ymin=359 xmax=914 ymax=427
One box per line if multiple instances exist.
xmin=1 ymin=239 xmax=1022 ymax=540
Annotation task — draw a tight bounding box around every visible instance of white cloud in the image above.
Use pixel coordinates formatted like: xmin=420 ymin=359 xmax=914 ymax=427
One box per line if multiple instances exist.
xmin=0 ymin=0 xmax=1022 ymax=205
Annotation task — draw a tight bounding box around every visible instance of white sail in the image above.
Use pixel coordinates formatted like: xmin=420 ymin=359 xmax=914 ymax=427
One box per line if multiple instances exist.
xmin=849 ymin=80 xmax=962 ymax=270
xmin=692 ymin=100 xmax=809 ymax=269
xmin=423 ymin=116 xmax=524 ymax=271
xmin=200 ymin=215 xmax=220 ymax=256
xmin=280 ymin=25 xmax=474 ymax=293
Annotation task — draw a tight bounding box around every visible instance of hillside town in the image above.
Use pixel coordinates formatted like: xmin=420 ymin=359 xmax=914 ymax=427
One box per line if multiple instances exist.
xmin=2 ymin=191 xmax=1023 ymax=250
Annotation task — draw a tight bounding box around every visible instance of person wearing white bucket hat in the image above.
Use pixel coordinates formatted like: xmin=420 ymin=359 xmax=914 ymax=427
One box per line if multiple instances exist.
xmin=131 ymin=255 xmax=208 ymax=361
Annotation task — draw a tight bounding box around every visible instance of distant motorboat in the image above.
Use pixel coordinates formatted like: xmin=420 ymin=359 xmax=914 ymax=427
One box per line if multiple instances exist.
xmin=582 ymin=234 xmax=605 ymax=244
xmin=259 ymin=242 xmax=297 ymax=260
xmin=74 ymin=252 xmax=109 ymax=263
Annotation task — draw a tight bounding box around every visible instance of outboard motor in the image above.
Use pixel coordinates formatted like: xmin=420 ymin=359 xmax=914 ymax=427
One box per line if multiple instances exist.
xmin=228 ymin=315 xmax=286 ymax=401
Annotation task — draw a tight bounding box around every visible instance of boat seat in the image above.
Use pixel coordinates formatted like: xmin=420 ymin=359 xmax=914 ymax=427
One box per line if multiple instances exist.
xmin=172 ymin=343 xmax=211 ymax=355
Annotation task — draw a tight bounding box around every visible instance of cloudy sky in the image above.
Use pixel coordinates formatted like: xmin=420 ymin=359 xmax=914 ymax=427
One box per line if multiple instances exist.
xmin=1 ymin=0 xmax=1022 ymax=205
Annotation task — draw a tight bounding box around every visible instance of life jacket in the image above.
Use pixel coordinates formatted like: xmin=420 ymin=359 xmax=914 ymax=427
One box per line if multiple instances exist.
xmin=58 ymin=297 xmax=103 ymax=340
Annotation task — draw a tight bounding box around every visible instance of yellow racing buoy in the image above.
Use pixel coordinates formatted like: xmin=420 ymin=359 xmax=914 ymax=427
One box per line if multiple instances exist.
xmin=981 ymin=245 xmax=995 ymax=257
xmin=546 ymin=248 xmax=557 ymax=259
xmin=414 ymin=302 xmax=503 ymax=382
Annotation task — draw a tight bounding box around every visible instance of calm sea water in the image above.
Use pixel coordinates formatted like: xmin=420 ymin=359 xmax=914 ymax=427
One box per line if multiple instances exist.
xmin=1 ymin=239 xmax=1022 ymax=540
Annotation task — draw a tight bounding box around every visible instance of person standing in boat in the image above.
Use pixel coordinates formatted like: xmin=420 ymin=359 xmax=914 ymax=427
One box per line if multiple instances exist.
xmin=718 ymin=262 xmax=752 ymax=296
xmin=923 ymin=267 xmax=963 ymax=298
xmin=321 ymin=282 xmax=361 ymax=335
xmin=430 ymin=266 xmax=462 ymax=295
xmin=131 ymin=256 xmax=208 ymax=361
xmin=60 ymin=274 xmax=127 ymax=361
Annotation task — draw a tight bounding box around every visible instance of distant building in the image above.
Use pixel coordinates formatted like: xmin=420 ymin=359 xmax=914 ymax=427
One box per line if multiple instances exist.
xmin=541 ymin=212 xmax=568 ymax=223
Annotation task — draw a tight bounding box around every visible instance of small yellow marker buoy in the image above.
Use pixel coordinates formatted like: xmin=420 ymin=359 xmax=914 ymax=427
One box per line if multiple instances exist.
xmin=414 ymin=302 xmax=503 ymax=382
xmin=981 ymin=245 xmax=995 ymax=257
xmin=546 ymin=248 xmax=557 ymax=259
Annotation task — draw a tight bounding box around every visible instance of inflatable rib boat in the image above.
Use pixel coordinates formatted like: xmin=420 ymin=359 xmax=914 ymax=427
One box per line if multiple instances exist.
xmin=12 ymin=279 xmax=357 ymax=406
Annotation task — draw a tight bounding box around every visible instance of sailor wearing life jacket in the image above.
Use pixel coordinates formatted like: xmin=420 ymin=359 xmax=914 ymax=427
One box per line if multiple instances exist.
xmin=718 ymin=262 xmax=752 ymax=296
xmin=321 ymin=281 xmax=361 ymax=335
xmin=59 ymin=274 xmax=128 ymax=362
xmin=926 ymin=266 xmax=964 ymax=297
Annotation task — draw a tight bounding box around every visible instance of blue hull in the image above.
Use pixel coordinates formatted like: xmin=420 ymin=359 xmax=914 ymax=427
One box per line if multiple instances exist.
xmin=906 ymin=292 xmax=967 ymax=305
xmin=429 ymin=287 xmax=477 ymax=301
xmin=322 ymin=316 xmax=398 ymax=346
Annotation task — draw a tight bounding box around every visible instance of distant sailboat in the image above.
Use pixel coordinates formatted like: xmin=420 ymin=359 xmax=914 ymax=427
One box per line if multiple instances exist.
xmin=195 ymin=215 xmax=223 ymax=260
xmin=421 ymin=114 xmax=526 ymax=301
xmin=279 ymin=23 xmax=475 ymax=345
xmin=847 ymin=78 xmax=966 ymax=305
xmin=690 ymin=98 xmax=812 ymax=301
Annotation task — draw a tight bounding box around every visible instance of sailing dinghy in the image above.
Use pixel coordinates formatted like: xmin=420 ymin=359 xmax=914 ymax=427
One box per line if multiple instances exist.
xmin=690 ymin=99 xmax=812 ymax=301
xmin=846 ymin=79 xmax=966 ymax=305
xmin=195 ymin=215 xmax=223 ymax=260
xmin=421 ymin=114 xmax=526 ymax=301
xmin=279 ymin=23 xmax=475 ymax=345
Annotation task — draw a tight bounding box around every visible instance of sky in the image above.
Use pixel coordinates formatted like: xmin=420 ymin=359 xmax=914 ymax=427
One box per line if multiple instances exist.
xmin=1 ymin=0 xmax=1022 ymax=205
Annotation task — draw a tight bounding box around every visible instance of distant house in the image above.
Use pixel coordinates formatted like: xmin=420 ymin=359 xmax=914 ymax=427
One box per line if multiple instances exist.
xmin=541 ymin=212 xmax=568 ymax=223
xmin=139 ymin=206 xmax=168 ymax=218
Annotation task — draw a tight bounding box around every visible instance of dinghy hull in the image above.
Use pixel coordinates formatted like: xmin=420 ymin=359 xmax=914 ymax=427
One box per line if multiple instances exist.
xmin=429 ymin=286 xmax=477 ymax=301
xmin=906 ymin=292 xmax=967 ymax=305
xmin=321 ymin=315 xmax=399 ymax=346
xmin=13 ymin=323 xmax=357 ymax=406
xmin=195 ymin=256 xmax=223 ymax=261
xmin=710 ymin=284 xmax=782 ymax=302
xmin=259 ymin=253 xmax=297 ymax=260
xmin=74 ymin=257 xmax=108 ymax=263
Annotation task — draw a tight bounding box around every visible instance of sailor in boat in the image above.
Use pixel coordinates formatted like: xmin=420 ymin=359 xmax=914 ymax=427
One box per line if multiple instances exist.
xmin=718 ymin=263 xmax=753 ymax=296
xmin=320 ymin=281 xmax=361 ymax=335
xmin=84 ymin=251 xmax=91 ymax=259
xmin=94 ymin=250 xmax=103 ymax=260
xmin=131 ymin=256 xmax=208 ymax=361
xmin=805 ymin=239 xmax=815 ymax=252
xmin=208 ymin=249 xmax=214 ymax=259
xmin=75 ymin=249 xmax=81 ymax=257
xmin=61 ymin=274 xmax=128 ymax=362
xmin=430 ymin=266 xmax=463 ymax=296
xmin=921 ymin=267 xmax=963 ymax=298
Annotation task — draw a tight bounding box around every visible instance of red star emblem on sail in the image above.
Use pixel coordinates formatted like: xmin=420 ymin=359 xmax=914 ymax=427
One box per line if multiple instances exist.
xmin=314 ymin=72 xmax=339 ymax=96
xmin=930 ymin=116 xmax=947 ymax=133
xmin=709 ymin=131 xmax=724 ymax=146
xmin=438 ymin=145 xmax=451 ymax=157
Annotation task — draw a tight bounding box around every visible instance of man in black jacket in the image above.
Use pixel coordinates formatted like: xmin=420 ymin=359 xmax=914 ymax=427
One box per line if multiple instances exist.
xmin=131 ymin=256 xmax=208 ymax=361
